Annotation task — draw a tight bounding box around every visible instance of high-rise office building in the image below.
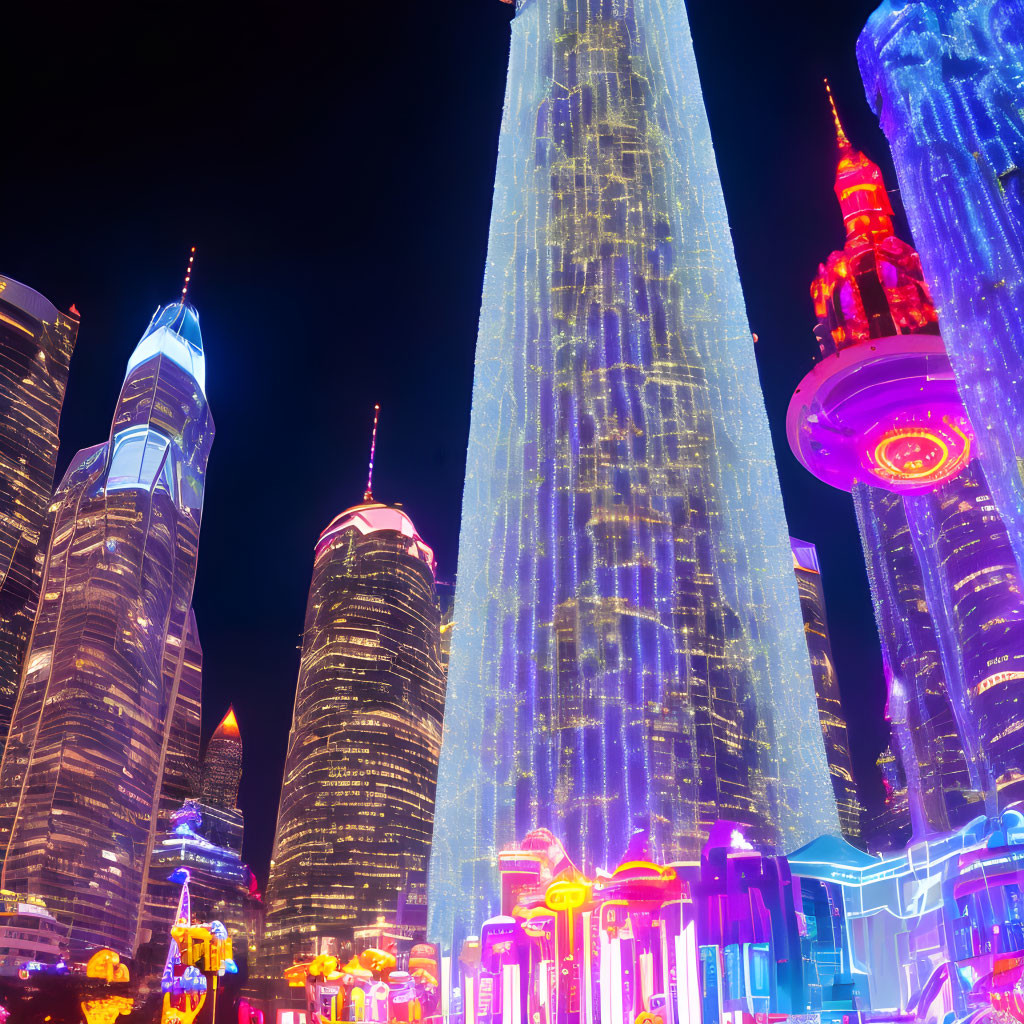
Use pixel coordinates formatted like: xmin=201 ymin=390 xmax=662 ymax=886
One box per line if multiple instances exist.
xmin=429 ymin=0 xmax=837 ymax=945
xmin=261 ymin=498 xmax=445 ymax=977
xmin=786 ymin=90 xmax=1024 ymax=838
xmin=858 ymin=0 xmax=1024 ymax=573
xmin=0 ymin=278 xmax=78 ymax=751
xmin=790 ymin=539 xmax=861 ymax=841
xmin=0 ymin=298 xmax=214 ymax=958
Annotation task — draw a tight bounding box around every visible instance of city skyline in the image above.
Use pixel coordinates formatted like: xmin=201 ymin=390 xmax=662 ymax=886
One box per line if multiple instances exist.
xmin=0 ymin=0 xmax=890 ymax=887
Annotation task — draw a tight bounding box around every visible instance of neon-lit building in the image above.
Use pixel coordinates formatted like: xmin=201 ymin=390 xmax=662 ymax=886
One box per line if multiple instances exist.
xmin=260 ymin=497 xmax=446 ymax=980
xmin=447 ymin=810 xmax=1024 ymax=1024
xmin=0 ymin=299 xmax=214 ymax=958
xmin=790 ymin=539 xmax=861 ymax=842
xmin=857 ymin=0 xmax=1024 ymax=577
xmin=0 ymin=278 xmax=77 ymax=754
xmin=430 ymin=0 xmax=837 ymax=948
xmin=785 ymin=90 xmax=1024 ymax=838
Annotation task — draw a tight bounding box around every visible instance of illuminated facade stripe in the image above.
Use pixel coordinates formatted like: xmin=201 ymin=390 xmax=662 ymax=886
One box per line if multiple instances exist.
xmin=429 ymin=0 xmax=836 ymax=948
xmin=790 ymin=538 xmax=862 ymax=842
xmin=0 ymin=277 xmax=77 ymax=757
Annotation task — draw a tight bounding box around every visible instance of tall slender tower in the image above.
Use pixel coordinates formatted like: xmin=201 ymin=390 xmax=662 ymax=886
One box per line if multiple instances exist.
xmin=790 ymin=539 xmax=862 ymax=842
xmin=787 ymin=89 xmax=1024 ymax=838
xmin=857 ymin=0 xmax=1024 ymax=574
xmin=429 ymin=0 xmax=837 ymax=945
xmin=0 ymin=297 xmax=214 ymax=957
xmin=261 ymin=452 xmax=446 ymax=976
xmin=0 ymin=278 xmax=77 ymax=751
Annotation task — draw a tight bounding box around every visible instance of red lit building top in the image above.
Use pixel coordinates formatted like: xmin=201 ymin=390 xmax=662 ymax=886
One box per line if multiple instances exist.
xmin=212 ymin=706 xmax=240 ymax=742
xmin=811 ymin=84 xmax=938 ymax=357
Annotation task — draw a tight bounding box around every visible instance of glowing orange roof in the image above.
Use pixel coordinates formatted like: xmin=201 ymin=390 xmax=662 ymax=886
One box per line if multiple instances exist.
xmin=212 ymin=706 xmax=240 ymax=741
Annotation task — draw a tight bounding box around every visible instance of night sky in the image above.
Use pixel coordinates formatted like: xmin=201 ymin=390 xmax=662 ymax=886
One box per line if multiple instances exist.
xmin=1 ymin=0 xmax=894 ymax=884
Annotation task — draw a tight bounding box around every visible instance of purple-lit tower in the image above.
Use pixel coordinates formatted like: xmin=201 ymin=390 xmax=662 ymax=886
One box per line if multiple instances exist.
xmin=787 ymin=91 xmax=1024 ymax=838
xmin=857 ymin=0 xmax=1024 ymax=574
xmin=0 ymin=295 xmax=214 ymax=957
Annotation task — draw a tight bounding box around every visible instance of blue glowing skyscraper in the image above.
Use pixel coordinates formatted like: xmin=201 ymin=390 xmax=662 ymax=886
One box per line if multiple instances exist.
xmin=857 ymin=0 xmax=1024 ymax=568
xmin=429 ymin=0 xmax=837 ymax=944
xmin=0 ymin=298 xmax=214 ymax=957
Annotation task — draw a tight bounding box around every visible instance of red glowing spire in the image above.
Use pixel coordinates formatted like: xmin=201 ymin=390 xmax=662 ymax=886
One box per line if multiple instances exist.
xmin=363 ymin=403 xmax=380 ymax=503
xmin=212 ymin=706 xmax=240 ymax=741
xmin=824 ymin=83 xmax=894 ymax=247
xmin=824 ymin=79 xmax=851 ymax=152
xmin=809 ymin=82 xmax=939 ymax=355
xmin=181 ymin=246 xmax=196 ymax=305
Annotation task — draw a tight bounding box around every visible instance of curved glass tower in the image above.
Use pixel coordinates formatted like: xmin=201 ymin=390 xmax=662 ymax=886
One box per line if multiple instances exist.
xmin=429 ymin=0 xmax=836 ymax=945
xmin=261 ymin=501 xmax=446 ymax=977
xmin=0 ymin=301 xmax=214 ymax=957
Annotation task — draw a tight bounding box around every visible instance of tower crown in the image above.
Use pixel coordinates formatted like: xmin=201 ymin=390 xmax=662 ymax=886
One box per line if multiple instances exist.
xmin=124 ymin=301 xmax=206 ymax=396
xmin=212 ymin=706 xmax=240 ymax=742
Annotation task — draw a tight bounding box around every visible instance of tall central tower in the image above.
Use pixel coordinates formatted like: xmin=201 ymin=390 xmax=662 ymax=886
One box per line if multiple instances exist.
xmin=429 ymin=0 xmax=836 ymax=943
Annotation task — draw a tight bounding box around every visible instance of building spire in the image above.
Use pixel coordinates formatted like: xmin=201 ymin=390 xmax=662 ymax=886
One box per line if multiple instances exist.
xmin=212 ymin=705 xmax=240 ymax=741
xmin=363 ymin=403 xmax=380 ymax=503
xmin=824 ymin=79 xmax=851 ymax=152
xmin=180 ymin=246 xmax=196 ymax=305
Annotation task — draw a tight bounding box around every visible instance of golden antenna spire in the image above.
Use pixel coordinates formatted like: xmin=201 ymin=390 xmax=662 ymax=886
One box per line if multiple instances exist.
xmin=364 ymin=403 xmax=380 ymax=503
xmin=181 ymin=246 xmax=196 ymax=304
xmin=824 ymin=78 xmax=851 ymax=151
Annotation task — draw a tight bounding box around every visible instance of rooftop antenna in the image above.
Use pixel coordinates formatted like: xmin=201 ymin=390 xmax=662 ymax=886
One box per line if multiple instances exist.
xmin=364 ymin=403 xmax=380 ymax=502
xmin=181 ymin=246 xmax=196 ymax=304
xmin=824 ymin=78 xmax=851 ymax=151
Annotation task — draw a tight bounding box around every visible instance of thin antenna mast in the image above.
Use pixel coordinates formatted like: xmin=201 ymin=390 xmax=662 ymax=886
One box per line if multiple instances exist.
xmin=364 ymin=403 xmax=380 ymax=502
xmin=181 ymin=246 xmax=197 ymax=304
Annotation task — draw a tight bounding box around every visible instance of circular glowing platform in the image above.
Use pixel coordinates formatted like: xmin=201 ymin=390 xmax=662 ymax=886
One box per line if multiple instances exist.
xmin=786 ymin=334 xmax=974 ymax=494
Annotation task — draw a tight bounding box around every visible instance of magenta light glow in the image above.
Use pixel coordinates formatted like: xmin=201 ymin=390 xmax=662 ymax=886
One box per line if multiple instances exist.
xmin=786 ymin=332 xmax=974 ymax=494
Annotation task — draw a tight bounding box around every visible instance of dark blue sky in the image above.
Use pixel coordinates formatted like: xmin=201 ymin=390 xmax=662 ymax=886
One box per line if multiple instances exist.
xmin=1 ymin=0 xmax=887 ymax=881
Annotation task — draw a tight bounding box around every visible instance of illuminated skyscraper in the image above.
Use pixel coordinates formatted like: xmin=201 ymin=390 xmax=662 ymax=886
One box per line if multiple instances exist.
xmin=790 ymin=539 xmax=861 ymax=841
xmin=858 ymin=0 xmax=1024 ymax=572
xmin=429 ymin=0 xmax=836 ymax=944
xmin=786 ymin=90 xmax=1024 ymax=836
xmin=0 ymin=278 xmax=77 ymax=751
xmin=0 ymin=297 xmax=214 ymax=958
xmin=261 ymin=492 xmax=446 ymax=976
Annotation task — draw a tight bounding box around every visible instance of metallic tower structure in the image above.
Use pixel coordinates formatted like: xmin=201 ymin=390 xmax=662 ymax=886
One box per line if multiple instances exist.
xmin=790 ymin=539 xmax=862 ymax=842
xmin=0 ymin=278 xmax=77 ymax=752
xmin=787 ymin=91 xmax=1024 ymax=839
xmin=261 ymin=496 xmax=446 ymax=976
xmin=0 ymin=298 xmax=214 ymax=957
xmin=858 ymin=0 xmax=1024 ymax=574
xmin=429 ymin=0 xmax=836 ymax=944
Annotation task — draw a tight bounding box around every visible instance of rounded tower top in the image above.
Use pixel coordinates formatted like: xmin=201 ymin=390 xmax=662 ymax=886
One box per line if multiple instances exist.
xmin=314 ymin=501 xmax=436 ymax=575
xmin=124 ymin=301 xmax=206 ymax=396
